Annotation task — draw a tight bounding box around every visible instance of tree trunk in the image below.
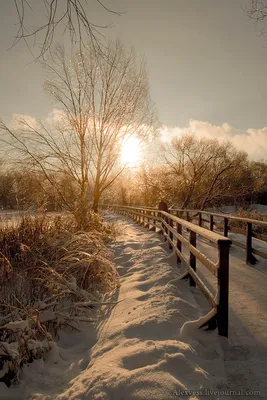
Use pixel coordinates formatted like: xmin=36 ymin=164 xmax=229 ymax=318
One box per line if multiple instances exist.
xmin=93 ymin=182 xmax=100 ymax=213
xmin=93 ymin=194 xmax=99 ymax=213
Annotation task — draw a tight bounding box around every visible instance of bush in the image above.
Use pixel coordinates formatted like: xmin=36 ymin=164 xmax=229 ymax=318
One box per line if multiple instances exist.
xmin=0 ymin=212 xmax=118 ymax=386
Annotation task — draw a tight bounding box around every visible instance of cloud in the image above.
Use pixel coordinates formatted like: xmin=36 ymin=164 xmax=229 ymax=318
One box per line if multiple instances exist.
xmin=7 ymin=112 xmax=267 ymax=162
xmin=44 ymin=109 xmax=66 ymax=126
xmin=10 ymin=109 xmax=66 ymax=129
xmin=160 ymin=120 xmax=267 ymax=161
xmin=11 ymin=113 xmax=38 ymax=131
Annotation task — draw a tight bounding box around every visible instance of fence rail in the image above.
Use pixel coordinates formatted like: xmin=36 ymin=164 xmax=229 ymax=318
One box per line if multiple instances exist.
xmin=109 ymin=204 xmax=231 ymax=337
xmin=168 ymin=208 xmax=267 ymax=265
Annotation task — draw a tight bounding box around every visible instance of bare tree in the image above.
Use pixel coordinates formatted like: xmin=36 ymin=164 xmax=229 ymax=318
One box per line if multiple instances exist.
xmin=0 ymin=41 xmax=155 ymax=225
xmin=12 ymin=0 xmax=122 ymax=59
xmin=161 ymin=134 xmax=254 ymax=210
xmin=246 ymin=1 xmax=267 ymax=37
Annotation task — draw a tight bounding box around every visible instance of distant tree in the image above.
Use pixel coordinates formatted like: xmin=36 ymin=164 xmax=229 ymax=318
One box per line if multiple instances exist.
xmin=248 ymin=160 xmax=267 ymax=203
xmin=0 ymin=172 xmax=15 ymax=209
xmin=161 ymin=134 xmax=256 ymax=210
xmin=12 ymin=0 xmax=122 ymax=60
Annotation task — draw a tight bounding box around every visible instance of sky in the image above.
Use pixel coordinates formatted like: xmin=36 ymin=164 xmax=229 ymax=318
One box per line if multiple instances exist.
xmin=1 ymin=0 xmax=267 ymax=159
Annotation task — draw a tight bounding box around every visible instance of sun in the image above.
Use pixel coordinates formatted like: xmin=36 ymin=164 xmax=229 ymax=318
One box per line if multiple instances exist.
xmin=121 ymin=137 xmax=142 ymax=166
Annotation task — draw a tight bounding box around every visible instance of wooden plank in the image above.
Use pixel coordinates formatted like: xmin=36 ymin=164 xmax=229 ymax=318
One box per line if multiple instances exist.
xmin=252 ymin=248 xmax=267 ymax=259
xmin=151 ymin=211 xmax=157 ymax=232
xmin=198 ymin=213 xmax=202 ymax=227
xmin=127 ymin=211 xmax=161 ymax=220
xmin=164 ymin=235 xmax=188 ymax=268
xmin=231 ymin=239 xmax=246 ymax=249
xmin=246 ymin=222 xmax=257 ymax=265
xmin=161 ymin=219 xmax=219 ymax=276
xmin=160 ymin=211 xmax=231 ymax=244
xmin=176 ymin=222 xmax=182 ymax=264
xmin=122 ymin=210 xmax=160 ymax=229
xmin=164 ymin=234 xmax=216 ymax=306
xmin=210 ymin=215 xmax=214 ymax=232
xmin=252 ymin=232 xmax=267 ymax=243
xmin=187 ymin=265 xmax=217 ymax=307
xmin=224 ymin=218 xmax=229 ymax=237
xmin=173 ymin=208 xmax=267 ymax=228
xmin=169 ymin=218 xmax=174 ymax=250
xmin=189 ymin=230 xmax=196 ymax=287
xmin=229 ymin=226 xmax=246 ymax=235
xmin=217 ymin=241 xmax=230 ymax=338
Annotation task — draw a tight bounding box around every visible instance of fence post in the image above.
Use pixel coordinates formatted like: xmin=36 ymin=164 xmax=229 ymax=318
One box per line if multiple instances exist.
xmin=224 ymin=218 xmax=229 ymax=237
xmin=217 ymin=240 xmax=231 ymax=337
xmin=176 ymin=223 xmax=182 ymax=264
xmin=158 ymin=201 xmax=169 ymax=240
xmin=189 ymin=230 xmax=196 ymax=287
xmin=169 ymin=217 xmax=173 ymax=250
xmin=199 ymin=212 xmax=202 ymax=227
xmin=165 ymin=215 xmax=169 ymax=238
xmin=246 ymin=222 xmax=257 ymax=265
xmin=145 ymin=210 xmax=150 ymax=229
xmin=138 ymin=209 xmax=141 ymax=224
xmin=210 ymin=215 xmax=214 ymax=231
xmin=152 ymin=211 xmax=156 ymax=231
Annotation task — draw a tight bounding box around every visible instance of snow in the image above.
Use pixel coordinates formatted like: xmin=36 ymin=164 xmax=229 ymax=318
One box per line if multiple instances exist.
xmin=3 ymin=320 xmax=29 ymax=332
xmin=1 ymin=213 xmax=228 ymax=400
xmin=0 ymin=342 xmax=19 ymax=358
xmin=1 ymin=211 xmax=267 ymax=399
xmin=27 ymin=340 xmax=51 ymax=354
xmin=180 ymin=308 xmax=217 ymax=337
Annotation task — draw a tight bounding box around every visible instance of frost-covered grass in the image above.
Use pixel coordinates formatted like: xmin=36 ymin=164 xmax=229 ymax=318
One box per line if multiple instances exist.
xmin=0 ymin=212 xmax=118 ymax=387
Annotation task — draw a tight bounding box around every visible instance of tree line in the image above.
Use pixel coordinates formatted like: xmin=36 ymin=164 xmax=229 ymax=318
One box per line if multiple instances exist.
xmin=103 ymin=134 xmax=267 ymax=210
xmin=1 ymin=129 xmax=267 ymax=216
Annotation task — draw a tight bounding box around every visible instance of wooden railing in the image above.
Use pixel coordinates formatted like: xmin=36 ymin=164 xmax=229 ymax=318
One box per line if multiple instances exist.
xmin=168 ymin=208 xmax=267 ymax=265
xmin=110 ymin=204 xmax=231 ymax=337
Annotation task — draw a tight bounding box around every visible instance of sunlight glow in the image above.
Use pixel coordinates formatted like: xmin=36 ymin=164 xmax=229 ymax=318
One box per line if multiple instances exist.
xmin=121 ymin=136 xmax=142 ymax=166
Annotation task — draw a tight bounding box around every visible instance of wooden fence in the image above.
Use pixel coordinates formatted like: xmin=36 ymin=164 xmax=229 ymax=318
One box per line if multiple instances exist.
xmin=110 ymin=204 xmax=232 ymax=337
xmin=169 ymin=208 xmax=267 ymax=265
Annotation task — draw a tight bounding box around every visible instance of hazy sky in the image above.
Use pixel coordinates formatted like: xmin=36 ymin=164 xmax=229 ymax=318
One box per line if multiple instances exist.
xmin=1 ymin=0 xmax=267 ymax=158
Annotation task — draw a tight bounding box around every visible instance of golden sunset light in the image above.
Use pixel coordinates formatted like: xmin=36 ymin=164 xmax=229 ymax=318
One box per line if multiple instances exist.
xmin=1 ymin=1 xmax=267 ymax=398
xmin=120 ymin=136 xmax=142 ymax=166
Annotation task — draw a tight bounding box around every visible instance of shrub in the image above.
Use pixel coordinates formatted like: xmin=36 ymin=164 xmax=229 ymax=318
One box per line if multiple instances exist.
xmin=0 ymin=212 xmax=118 ymax=386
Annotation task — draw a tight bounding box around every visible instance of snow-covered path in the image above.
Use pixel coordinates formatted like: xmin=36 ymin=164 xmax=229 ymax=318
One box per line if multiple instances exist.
xmin=2 ymin=213 xmax=266 ymax=399
xmin=52 ymin=214 xmax=227 ymax=400
xmin=1 ymin=213 xmax=228 ymax=400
